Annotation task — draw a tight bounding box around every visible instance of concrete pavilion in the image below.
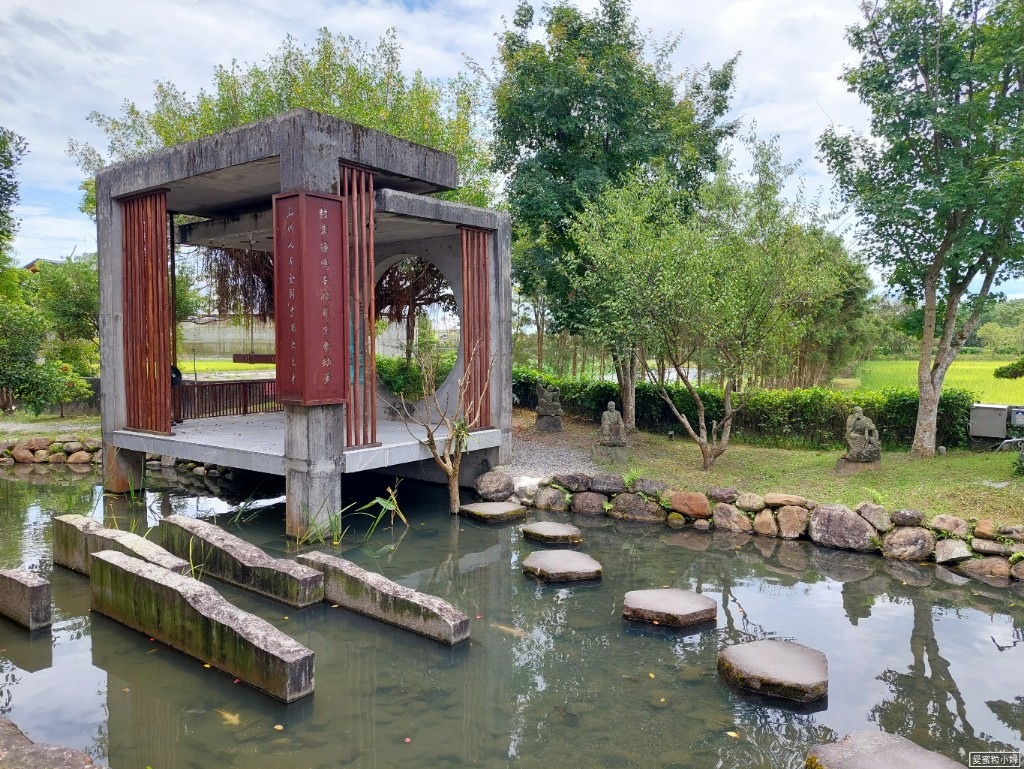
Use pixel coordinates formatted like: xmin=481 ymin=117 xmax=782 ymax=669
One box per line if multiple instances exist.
xmin=96 ymin=110 xmax=512 ymax=534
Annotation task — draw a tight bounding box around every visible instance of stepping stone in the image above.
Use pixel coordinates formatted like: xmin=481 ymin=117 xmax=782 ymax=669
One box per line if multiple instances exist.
xmin=807 ymin=730 xmax=964 ymax=768
xmin=718 ymin=639 xmax=827 ymax=702
xmin=459 ymin=501 xmax=527 ymax=523
xmin=522 ymin=550 xmax=602 ymax=582
xmin=622 ymin=588 xmax=717 ymax=628
xmin=521 ymin=521 xmax=583 ymax=544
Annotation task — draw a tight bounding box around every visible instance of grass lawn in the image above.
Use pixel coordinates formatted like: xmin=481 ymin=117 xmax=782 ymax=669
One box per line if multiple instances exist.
xmin=520 ymin=409 xmax=1024 ymax=527
xmin=179 ymin=358 xmax=275 ymax=374
xmin=840 ymin=359 xmax=1024 ymax=403
xmin=0 ymin=412 xmax=101 ymax=439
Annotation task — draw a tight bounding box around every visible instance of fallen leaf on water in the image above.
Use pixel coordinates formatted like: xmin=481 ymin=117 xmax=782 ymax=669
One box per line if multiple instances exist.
xmin=404 ymin=738 xmax=412 ymax=744
xmin=273 ymin=724 xmax=284 ymax=731
xmin=122 ymin=688 xmax=130 ymax=693
xmin=216 ymin=709 xmax=241 ymax=726
xmin=282 ymin=616 xmax=289 ymax=620
xmin=203 ymin=663 xmax=211 ymax=669
xmin=147 ymin=649 xmax=158 ymax=654
xmin=648 ymin=673 xmax=655 ymax=679
xmin=659 ymin=698 xmax=666 ymax=703
xmin=331 ymin=604 xmax=339 ymax=608
xmin=726 ymin=731 xmax=740 ymax=739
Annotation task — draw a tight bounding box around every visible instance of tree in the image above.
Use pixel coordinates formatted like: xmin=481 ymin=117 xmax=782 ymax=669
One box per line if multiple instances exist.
xmin=375 ymin=256 xmax=457 ymax=364
xmin=0 ymin=128 xmax=27 ymax=302
xmin=491 ymin=0 xmax=737 ymax=425
xmin=570 ymin=140 xmax=842 ymax=470
xmin=68 ymin=27 xmax=492 ymax=215
xmin=818 ymin=0 xmax=1024 ymax=457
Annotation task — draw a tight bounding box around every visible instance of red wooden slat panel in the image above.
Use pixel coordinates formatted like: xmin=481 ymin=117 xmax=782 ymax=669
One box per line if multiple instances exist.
xmin=461 ymin=227 xmax=492 ymax=430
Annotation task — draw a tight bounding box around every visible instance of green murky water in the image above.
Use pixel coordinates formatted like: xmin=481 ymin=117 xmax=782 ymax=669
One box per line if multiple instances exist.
xmin=1 ymin=466 xmax=1022 ymax=768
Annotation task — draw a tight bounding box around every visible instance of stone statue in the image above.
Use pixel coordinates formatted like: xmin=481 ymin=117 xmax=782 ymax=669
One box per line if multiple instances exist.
xmin=535 ymin=383 xmax=563 ymax=417
xmin=535 ymin=383 xmax=563 ymax=432
xmin=844 ymin=406 xmax=881 ymax=463
xmin=599 ymin=401 xmax=627 ymax=447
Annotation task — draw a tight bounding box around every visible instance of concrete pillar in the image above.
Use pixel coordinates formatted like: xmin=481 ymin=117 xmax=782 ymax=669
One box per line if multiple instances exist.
xmin=279 ymin=127 xmax=346 ymax=536
xmin=492 ymin=214 xmax=514 ymax=465
xmin=96 ymin=176 xmax=144 ymax=493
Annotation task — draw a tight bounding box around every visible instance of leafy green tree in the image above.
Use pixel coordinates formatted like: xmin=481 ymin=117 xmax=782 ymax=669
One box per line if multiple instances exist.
xmin=818 ymin=0 xmax=1024 ymax=457
xmin=492 ymin=0 xmax=737 ymax=423
xmin=68 ymin=28 xmax=491 ymax=214
xmin=570 ymin=139 xmax=841 ymax=470
xmin=33 ymin=253 xmax=99 ymax=345
xmin=0 ymin=128 xmax=27 ymax=302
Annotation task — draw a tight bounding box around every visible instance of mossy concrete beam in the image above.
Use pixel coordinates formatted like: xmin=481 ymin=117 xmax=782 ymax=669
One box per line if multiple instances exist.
xmin=53 ymin=514 xmax=189 ymax=576
xmin=90 ymin=550 xmax=314 ymax=703
xmin=298 ymin=552 xmax=469 ymax=645
xmin=159 ymin=515 xmax=323 ymax=607
xmin=0 ymin=569 xmax=51 ymax=631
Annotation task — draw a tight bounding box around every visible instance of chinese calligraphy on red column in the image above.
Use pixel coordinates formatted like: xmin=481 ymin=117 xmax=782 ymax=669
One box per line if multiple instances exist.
xmin=273 ymin=190 xmax=348 ymax=405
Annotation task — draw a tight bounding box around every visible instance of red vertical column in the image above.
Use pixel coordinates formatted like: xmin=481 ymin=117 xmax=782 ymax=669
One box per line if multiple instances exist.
xmin=461 ymin=227 xmax=492 ymax=429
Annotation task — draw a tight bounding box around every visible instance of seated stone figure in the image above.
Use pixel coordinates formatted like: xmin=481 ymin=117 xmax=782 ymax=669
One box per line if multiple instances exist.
xmin=599 ymin=401 xmax=627 ymax=447
xmin=845 ymin=406 xmax=881 ymax=462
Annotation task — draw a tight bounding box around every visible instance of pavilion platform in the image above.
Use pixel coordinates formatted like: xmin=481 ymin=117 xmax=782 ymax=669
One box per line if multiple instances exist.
xmin=112 ymin=413 xmax=503 ymax=477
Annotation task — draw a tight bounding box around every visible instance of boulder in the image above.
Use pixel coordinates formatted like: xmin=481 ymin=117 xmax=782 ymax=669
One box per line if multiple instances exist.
xmin=763 ymin=493 xmax=807 ymax=508
xmin=62 ymin=441 xmax=84 ymax=454
xmin=522 ymin=550 xmax=602 ymax=582
xmin=622 ymin=588 xmax=716 ymax=627
xmin=693 ymin=519 xmax=711 ymax=531
xmin=607 ymin=493 xmax=666 ymax=523
xmin=666 ymin=512 xmax=685 ymax=529
xmin=32 ymin=450 xmax=48 ymax=462
xmin=957 ymin=556 xmax=1011 ymax=587
xmin=83 ymin=438 xmax=102 ymax=451
xmin=881 ymin=527 xmax=936 ymax=561
xmin=712 ymin=503 xmax=753 ymax=533
xmin=971 ymin=538 xmax=1024 ymax=557
xmin=25 ymin=437 xmax=50 ymax=452
xmin=934 ymin=538 xmax=973 ymax=565
xmin=534 ymin=486 xmax=569 ymax=512
xmin=807 ymin=730 xmax=964 ymax=768
xmin=752 ymin=510 xmax=778 ymax=537
xmin=46 ymin=452 xmax=67 ymax=464
xmin=1012 ymin=561 xmax=1024 ymax=581
xmin=930 ymin=514 xmax=969 ymax=539
xmin=512 ymin=476 xmax=543 ymax=505
xmin=735 ymin=492 xmax=766 ymax=513
xmin=11 ymin=448 xmax=34 ymax=464
xmin=474 ymin=470 xmax=515 ymax=502
xmin=776 ymin=506 xmax=809 ymax=539
xmin=998 ymin=524 xmax=1024 ymax=542
xmin=856 ymin=502 xmax=892 ymax=533
xmin=890 ymin=508 xmax=925 ymax=527
xmin=631 ymin=478 xmax=667 ymax=497
xmin=808 ymin=504 xmax=877 ymax=552
xmin=591 ymin=473 xmax=626 ymax=495
xmin=707 ymin=487 xmax=738 ymax=504
xmin=459 ymin=501 xmax=527 ymax=523
xmin=668 ymin=491 xmax=710 ymax=519
xmin=571 ymin=491 xmax=608 ymax=516
xmin=973 ymin=519 xmax=999 ymax=540
xmin=54 ymin=433 xmax=78 ymax=444
xmin=521 ymin=521 xmax=583 ymax=545
xmin=67 ymin=451 xmax=92 ymax=464
xmin=551 ymin=472 xmax=591 ymax=492
xmin=717 ymin=639 xmax=827 ymax=702
xmin=0 ymin=718 xmax=105 ymax=769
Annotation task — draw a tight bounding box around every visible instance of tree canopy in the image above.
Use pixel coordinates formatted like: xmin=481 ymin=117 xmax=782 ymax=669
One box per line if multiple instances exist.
xmin=818 ymin=0 xmax=1024 ymax=456
xmin=0 ymin=127 xmax=27 ymax=300
xmin=68 ymin=27 xmax=492 ymax=215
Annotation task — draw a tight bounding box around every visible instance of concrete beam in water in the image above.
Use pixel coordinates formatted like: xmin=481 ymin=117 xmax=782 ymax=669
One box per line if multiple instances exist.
xmin=90 ymin=550 xmax=314 ymax=703
xmin=0 ymin=569 xmax=51 ymax=631
xmin=159 ymin=515 xmax=324 ymax=607
xmin=298 ymin=551 xmax=469 ymax=645
xmin=53 ymin=514 xmax=189 ymax=576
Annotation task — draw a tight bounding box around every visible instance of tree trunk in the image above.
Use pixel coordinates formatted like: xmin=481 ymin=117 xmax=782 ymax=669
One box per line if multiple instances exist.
xmin=612 ymin=349 xmax=637 ymax=430
xmin=534 ymin=304 xmax=544 ymax=370
xmin=405 ymin=311 xmax=415 ymax=364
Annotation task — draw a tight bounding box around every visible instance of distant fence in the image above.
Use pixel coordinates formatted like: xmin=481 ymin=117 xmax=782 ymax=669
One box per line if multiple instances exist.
xmin=172 ymin=380 xmax=281 ymax=421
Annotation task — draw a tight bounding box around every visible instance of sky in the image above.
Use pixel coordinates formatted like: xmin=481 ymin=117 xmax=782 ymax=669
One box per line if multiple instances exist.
xmin=1 ymin=0 xmax=873 ymax=267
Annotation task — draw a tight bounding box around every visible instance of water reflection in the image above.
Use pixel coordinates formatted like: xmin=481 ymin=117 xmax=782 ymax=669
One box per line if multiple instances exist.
xmin=0 ymin=467 xmax=1021 ymax=768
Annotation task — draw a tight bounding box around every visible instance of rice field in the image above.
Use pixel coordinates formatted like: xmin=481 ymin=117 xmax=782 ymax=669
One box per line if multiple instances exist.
xmin=844 ymin=359 xmax=1024 ymax=403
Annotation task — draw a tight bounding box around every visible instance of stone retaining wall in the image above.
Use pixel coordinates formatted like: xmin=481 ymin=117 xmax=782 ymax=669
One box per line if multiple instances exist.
xmin=475 ymin=470 xmax=1024 ymax=589
xmin=0 ymin=435 xmax=101 ymax=467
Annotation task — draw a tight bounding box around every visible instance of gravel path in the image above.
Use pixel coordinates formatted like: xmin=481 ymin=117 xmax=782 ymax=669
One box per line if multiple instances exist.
xmin=499 ymin=410 xmax=603 ymax=479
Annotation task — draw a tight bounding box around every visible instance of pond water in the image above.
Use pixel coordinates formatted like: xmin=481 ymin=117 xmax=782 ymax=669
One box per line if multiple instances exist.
xmin=1 ymin=467 xmax=1023 ymax=769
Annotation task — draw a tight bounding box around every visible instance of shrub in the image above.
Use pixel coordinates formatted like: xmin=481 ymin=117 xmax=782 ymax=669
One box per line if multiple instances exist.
xmin=511 ymin=368 xmax=975 ymax=449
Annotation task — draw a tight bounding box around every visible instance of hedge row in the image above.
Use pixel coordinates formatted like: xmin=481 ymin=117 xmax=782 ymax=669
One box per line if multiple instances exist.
xmin=512 ymin=366 xmax=975 ymax=450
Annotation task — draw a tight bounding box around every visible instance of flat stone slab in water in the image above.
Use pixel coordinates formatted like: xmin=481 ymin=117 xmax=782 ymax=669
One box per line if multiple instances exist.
xmin=522 ymin=550 xmax=602 ymax=582
xmin=0 ymin=717 xmax=105 ymax=769
xmin=521 ymin=521 xmax=583 ymax=544
xmin=718 ymin=639 xmax=827 ymax=702
xmin=807 ymin=729 xmax=964 ymax=768
xmin=622 ymin=588 xmax=717 ymax=627
xmin=460 ymin=501 xmax=527 ymax=523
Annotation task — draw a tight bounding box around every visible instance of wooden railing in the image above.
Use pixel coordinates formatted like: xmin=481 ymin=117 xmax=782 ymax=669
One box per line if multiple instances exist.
xmin=172 ymin=380 xmax=281 ymax=421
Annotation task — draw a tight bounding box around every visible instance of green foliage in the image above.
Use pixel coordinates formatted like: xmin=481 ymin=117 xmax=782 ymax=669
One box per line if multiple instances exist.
xmin=818 ymin=0 xmax=1024 ymax=452
xmin=69 ymin=28 xmax=492 ymax=214
xmin=513 ymin=367 xmax=975 ymax=449
xmin=492 ymin=0 xmax=737 ymax=329
xmin=377 ymin=351 xmax=457 ymax=401
xmin=995 ymin=358 xmax=1024 ymax=380
xmin=32 ymin=253 xmax=99 ymax=344
xmin=0 ymin=128 xmax=27 ymax=272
